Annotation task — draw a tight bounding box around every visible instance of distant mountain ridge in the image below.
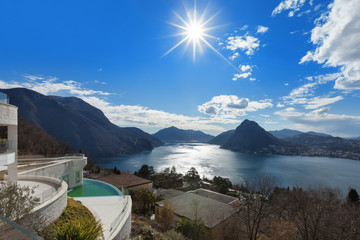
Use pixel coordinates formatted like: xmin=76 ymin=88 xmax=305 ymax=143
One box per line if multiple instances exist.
xmin=269 ymin=129 xmax=303 ymax=139
xmin=153 ymin=126 xmax=214 ymax=143
xmin=210 ymin=120 xmax=360 ymax=160
xmin=208 ymin=129 xmax=235 ymax=145
xmin=1 ymin=88 xmax=163 ymax=157
xmin=269 ymin=129 xmax=332 ymax=139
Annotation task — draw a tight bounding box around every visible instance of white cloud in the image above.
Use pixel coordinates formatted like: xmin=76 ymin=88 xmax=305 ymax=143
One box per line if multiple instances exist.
xmin=256 ymin=25 xmax=269 ymax=34
xmin=249 ymin=77 xmax=256 ymax=81
xmin=14 ymin=75 xmax=112 ymax=96
xmin=240 ymin=25 xmax=248 ymax=31
xmin=98 ymin=68 xmax=103 ymax=72
xmin=226 ymin=35 xmax=260 ymax=55
xmin=300 ymin=0 xmax=360 ymax=90
xmin=198 ymin=95 xmax=273 ymax=122
xmin=229 ymin=52 xmax=239 ymax=60
xmin=272 ymin=0 xmax=306 ymax=16
xmin=275 ymin=107 xmax=360 ymax=137
xmin=232 ymin=72 xmax=252 ymax=81
xmin=297 ymin=9 xmax=311 ymax=17
xmin=239 ymin=65 xmax=252 ymax=72
xmin=80 ymin=96 xmax=225 ymax=133
xmin=23 ymin=74 xmax=45 ymax=81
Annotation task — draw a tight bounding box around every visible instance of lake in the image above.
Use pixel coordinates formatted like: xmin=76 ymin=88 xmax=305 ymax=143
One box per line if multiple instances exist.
xmin=95 ymin=143 xmax=360 ymax=195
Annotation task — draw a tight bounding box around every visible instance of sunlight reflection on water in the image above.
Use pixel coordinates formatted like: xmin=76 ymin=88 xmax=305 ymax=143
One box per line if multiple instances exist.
xmin=95 ymin=143 xmax=360 ymax=196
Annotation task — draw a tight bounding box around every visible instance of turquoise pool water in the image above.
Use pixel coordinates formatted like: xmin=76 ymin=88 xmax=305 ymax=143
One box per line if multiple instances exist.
xmin=68 ymin=178 xmax=123 ymax=197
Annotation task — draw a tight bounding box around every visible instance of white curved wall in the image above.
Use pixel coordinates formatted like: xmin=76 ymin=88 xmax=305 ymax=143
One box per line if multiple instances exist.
xmin=32 ymin=180 xmax=68 ymax=224
xmin=0 ymin=103 xmax=18 ymax=182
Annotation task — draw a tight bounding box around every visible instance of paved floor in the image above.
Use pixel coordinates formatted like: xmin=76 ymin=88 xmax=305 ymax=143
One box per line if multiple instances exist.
xmin=73 ymin=196 xmax=129 ymax=240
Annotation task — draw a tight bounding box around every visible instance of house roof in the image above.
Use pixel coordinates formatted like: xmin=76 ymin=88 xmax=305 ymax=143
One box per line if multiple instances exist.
xmin=95 ymin=173 xmax=151 ymax=189
xmin=155 ymin=188 xmax=184 ymax=200
xmin=156 ymin=189 xmax=237 ymax=228
xmin=188 ymin=188 xmax=238 ymax=204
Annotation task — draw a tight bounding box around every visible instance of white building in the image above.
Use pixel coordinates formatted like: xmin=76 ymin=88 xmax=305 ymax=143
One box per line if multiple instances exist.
xmin=0 ymin=92 xmax=18 ymax=182
xmin=0 ymin=93 xmax=131 ymax=240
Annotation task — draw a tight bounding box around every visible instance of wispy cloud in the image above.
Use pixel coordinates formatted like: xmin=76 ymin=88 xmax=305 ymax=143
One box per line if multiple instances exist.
xmin=281 ymin=73 xmax=343 ymax=109
xmin=275 ymin=107 xmax=360 ymax=137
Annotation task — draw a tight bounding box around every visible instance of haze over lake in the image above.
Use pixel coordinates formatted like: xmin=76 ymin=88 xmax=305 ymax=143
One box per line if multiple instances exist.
xmin=95 ymin=143 xmax=360 ymax=195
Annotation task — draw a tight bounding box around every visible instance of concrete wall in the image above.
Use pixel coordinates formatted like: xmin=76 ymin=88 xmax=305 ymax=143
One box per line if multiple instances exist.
xmin=19 ymin=156 xmax=87 ymax=189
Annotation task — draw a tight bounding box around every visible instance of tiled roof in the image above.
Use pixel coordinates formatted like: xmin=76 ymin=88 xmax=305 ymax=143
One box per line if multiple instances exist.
xmin=95 ymin=173 xmax=151 ymax=189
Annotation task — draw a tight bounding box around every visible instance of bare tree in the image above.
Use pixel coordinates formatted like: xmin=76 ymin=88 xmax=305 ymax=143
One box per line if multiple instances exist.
xmin=156 ymin=199 xmax=175 ymax=231
xmin=274 ymin=186 xmax=342 ymax=240
xmin=237 ymin=173 xmax=276 ymax=240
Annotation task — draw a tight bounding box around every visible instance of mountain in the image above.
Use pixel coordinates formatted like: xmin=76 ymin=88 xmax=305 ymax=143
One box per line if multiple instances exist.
xmin=221 ymin=120 xmax=288 ymax=153
xmin=285 ymin=133 xmax=360 ymax=152
xmin=208 ymin=129 xmax=235 ymax=145
xmin=305 ymin=131 xmax=332 ymax=137
xmin=1 ymin=88 xmax=163 ymax=156
xmin=153 ymin=126 xmax=214 ymax=143
xmin=269 ymin=129 xmax=332 ymax=139
xmin=269 ymin=129 xmax=303 ymax=139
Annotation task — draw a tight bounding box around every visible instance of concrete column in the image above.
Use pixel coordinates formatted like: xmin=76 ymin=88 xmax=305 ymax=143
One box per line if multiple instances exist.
xmin=7 ymin=125 xmax=17 ymax=183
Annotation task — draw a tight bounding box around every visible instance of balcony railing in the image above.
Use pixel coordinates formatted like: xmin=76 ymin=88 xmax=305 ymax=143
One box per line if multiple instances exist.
xmin=0 ymin=139 xmax=15 ymax=154
xmin=0 ymin=93 xmax=9 ymax=104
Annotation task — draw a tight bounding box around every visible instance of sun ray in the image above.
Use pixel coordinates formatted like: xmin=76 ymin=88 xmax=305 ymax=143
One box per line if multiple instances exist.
xmin=200 ymin=36 xmax=239 ymax=72
xmin=162 ymin=35 xmax=191 ymax=57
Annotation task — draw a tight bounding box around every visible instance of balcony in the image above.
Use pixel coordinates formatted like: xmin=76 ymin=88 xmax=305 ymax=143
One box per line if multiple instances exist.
xmin=0 ymin=139 xmax=15 ymax=167
xmin=0 ymin=93 xmax=8 ymax=104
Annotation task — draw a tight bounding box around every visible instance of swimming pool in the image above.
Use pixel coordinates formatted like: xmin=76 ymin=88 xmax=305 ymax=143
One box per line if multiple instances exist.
xmin=67 ymin=178 xmax=123 ymax=197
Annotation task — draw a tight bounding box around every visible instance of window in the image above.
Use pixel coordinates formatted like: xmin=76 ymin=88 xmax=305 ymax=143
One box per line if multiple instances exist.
xmin=76 ymin=171 xmax=81 ymax=183
xmin=62 ymin=175 xmax=69 ymax=185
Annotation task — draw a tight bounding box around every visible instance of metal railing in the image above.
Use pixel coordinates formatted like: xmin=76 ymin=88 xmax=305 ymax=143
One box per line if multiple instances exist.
xmin=0 ymin=214 xmax=43 ymax=240
xmin=0 ymin=139 xmax=15 ymax=154
xmin=33 ymin=186 xmax=60 ymax=205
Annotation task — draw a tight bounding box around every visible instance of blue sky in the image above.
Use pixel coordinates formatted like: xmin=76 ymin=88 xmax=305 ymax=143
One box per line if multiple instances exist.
xmin=1 ymin=0 xmax=360 ymax=137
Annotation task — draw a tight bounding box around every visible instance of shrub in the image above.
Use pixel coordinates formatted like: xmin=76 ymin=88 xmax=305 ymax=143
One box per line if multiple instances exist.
xmin=55 ymin=219 xmax=102 ymax=240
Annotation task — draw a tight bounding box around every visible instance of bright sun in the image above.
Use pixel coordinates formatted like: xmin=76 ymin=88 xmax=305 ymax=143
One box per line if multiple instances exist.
xmin=163 ymin=1 xmax=223 ymax=62
xmin=187 ymin=22 xmax=203 ymax=40
xmin=163 ymin=1 xmax=238 ymax=71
